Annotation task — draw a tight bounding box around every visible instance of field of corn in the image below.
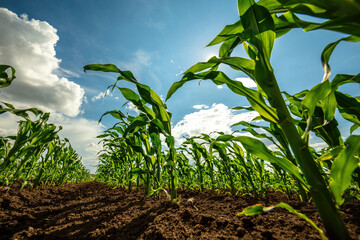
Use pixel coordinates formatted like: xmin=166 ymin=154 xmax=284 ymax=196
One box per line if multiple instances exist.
xmin=1 ymin=0 xmax=360 ymax=239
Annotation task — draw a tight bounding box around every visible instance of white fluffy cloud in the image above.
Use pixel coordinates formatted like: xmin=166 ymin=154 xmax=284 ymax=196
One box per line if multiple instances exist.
xmin=0 ymin=113 xmax=21 ymax=137
xmin=0 ymin=8 xmax=84 ymax=117
xmin=193 ymin=104 xmax=209 ymax=110
xmin=235 ymin=77 xmax=257 ymax=88
xmin=172 ymin=103 xmax=259 ymax=145
xmin=49 ymin=113 xmax=105 ymax=172
xmin=125 ymin=102 xmax=140 ymax=114
xmin=0 ymin=8 xmax=103 ymax=172
xmin=91 ymin=89 xmax=112 ymax=102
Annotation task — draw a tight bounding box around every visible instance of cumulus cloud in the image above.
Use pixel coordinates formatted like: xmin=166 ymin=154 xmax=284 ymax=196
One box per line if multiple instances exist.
xmin=235 ymin=77 xmax=257 ymax=89
xmin=0 ymin=8 xmax=103 ymax=172
xmin=0 ymin=8 xmax=84 ymax=117
xmin=0 ymin=112 xmax=21 ymax=136
xmin=125 ymin=102 xmax=140 ymax=114
xmin=172 ymin=103 xmax=259 ymax=145
xmin=91 ymin=89 xmax=112 ymax=102
xmin=193 ymin=104 xmax=209 ymax=110
xmin=49 ymin=113 xmax=104 ymax=172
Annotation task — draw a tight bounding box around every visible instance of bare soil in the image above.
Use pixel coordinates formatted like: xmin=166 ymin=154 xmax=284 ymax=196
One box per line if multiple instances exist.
xmin=0 ymin=181 xmax=359 ymax=239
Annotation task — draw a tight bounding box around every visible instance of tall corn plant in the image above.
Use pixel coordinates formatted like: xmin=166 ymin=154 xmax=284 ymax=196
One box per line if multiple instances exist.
xmin=166 ymin=0 xmax=360 ymax=238
xmin=84 ymin=64 xmax=178 ymax=199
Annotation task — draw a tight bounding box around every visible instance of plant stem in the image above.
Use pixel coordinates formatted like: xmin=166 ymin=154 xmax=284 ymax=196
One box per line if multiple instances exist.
xmin=263 ymin=64 xmax=349 ymax=239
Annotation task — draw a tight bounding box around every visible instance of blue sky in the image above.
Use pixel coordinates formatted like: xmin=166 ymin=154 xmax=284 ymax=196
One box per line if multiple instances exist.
xmin=1 ymin=0 xmax=359 ymax=172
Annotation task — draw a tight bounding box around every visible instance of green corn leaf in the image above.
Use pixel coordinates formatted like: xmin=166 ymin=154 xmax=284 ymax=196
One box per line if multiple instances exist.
xmin=232 ymin=120 xmax=263 ymax=128
xmin=0 ymin=65 xmax=16 ymax=88
xmin=350 ymin=124 xmax=359 ymax=134
xmin=84 ymin=64 xmax=121 ymax=73
xmin=242 ymin=41 xmax=258 ymax=60
xmin=321 ymin=35 xmax=360 ymax=82
xmin=165 ymin=135 xmax=175 ymax=148
xmin=98 ymin=110 xmax=127 ymax=123
xmin=303 ymin=15 xmax=360 ymax=37
xmin=271 ymin=12 xmax=298 ymax=37
xmin=217 ymin=135 xmax=308 ymax=188
xmin=284 ymin=90 xmax=343 ymax=147
xmin=302 ymin=80 xmax=332 ymax=120
xmin=257 ymin=0 xmax=285 ymax=13
xmin=239 ymin=2 xmax=277 ymax=105
xmin=208 ymin=57 xmax=255 ymax=79
xmin=183 ymin=56 xmax=255 ymax=79
xmin=233 ymin=136 xmax=307 ymax=187
xmin=136 ymin=83 xmax=164 ymax=107
xmin=219 ymin=36 xmax=243 ymax=58
xmin=117 ymin=70 xmax=138 ymax=83
xmin=232 ymin=106 xmax=254 ymax=111
xmin=184 ymin=58 xmax=218 ymax=74
xmin=335 ymin=91 xmax=360 ymax=125
xmin=320 ymin=91 xmax=337 ymax=122
xmin=241 ymin=127 xmax=279 ymax=148
xmin=316 ymin=146 xmax=344 ymax=162
xmin=166 ymin=71 xmax=279 ymax=123
xmin=331 ymin=73 xmax=360 ymax=90
xmin=215 ymin=135 xmax=234 ymax=142
xmin=3 ymin=102 xmax=14 ymax=109
xmin=84 ymin=64 xmax=138 ymax=84
xmin=238 ymin=202 xmax=327 ymax=240
xmin=311 ymin=113 xmax=343 ymax=148
xmin=239 ymin=0 xmax=276 ymax=61
xmin=118 ymin=87 xmax=141 ymax=102
xmin=0 ymin=103 xmax=43 ymax=119
xmin=96 ymin=134 xmax=109 ymax=139
xmin=258 ymin=0 xmax=360 ymax=37
xmin=260 ymin=0 xmax=359 ymax=20
xmin=149 ymin=119 xmax=166 ymax=135
xmin=165 ymin=80 xmax=188 ymax=101
xmin=207 ymin=20 xmax=244 ymax=47
xmin=330 ymin=135 xmax=360 ymax=205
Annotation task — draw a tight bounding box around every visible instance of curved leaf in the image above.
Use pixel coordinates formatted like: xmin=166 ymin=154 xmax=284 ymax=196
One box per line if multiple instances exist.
xmin=321 ymin=35 xmax=360 ymax=82
xmin=238 ymin=202 xmax=327 ymax=240
xmin=0 ymin=65 xmax=16 ymax=88
xmin=98 ymin=110 xmax=127 ymax=124
xmin=330 ymin=135 xmax=360 ymax=204
xmin=167 ymin=71 xmax=279 ymax=123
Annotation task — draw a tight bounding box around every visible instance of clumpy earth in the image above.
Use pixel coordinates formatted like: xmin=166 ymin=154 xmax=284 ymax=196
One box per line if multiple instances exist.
xmin=0 ymin=181 xmax=359 ymax=239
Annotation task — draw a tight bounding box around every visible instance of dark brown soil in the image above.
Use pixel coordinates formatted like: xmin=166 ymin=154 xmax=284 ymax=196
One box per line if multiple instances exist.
xmin=0 ymin=181 xmax=359 ymax=239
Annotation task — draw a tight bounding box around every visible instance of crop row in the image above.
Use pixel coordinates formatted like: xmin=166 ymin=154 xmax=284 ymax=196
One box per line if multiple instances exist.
xmin=87 ymin=1 xmax=360 ymax=239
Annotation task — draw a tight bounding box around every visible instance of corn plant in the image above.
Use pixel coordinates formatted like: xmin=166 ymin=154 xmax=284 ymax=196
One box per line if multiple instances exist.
xmin=0 ymin=113 xmax=91 ymax=187
xmin=0 ymin=65 xmax=91 ymax=187
xmin=84 ymin=64 xmax=178 ymax=199
xmin=166 ymin=0 xmax=359 ymax=238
